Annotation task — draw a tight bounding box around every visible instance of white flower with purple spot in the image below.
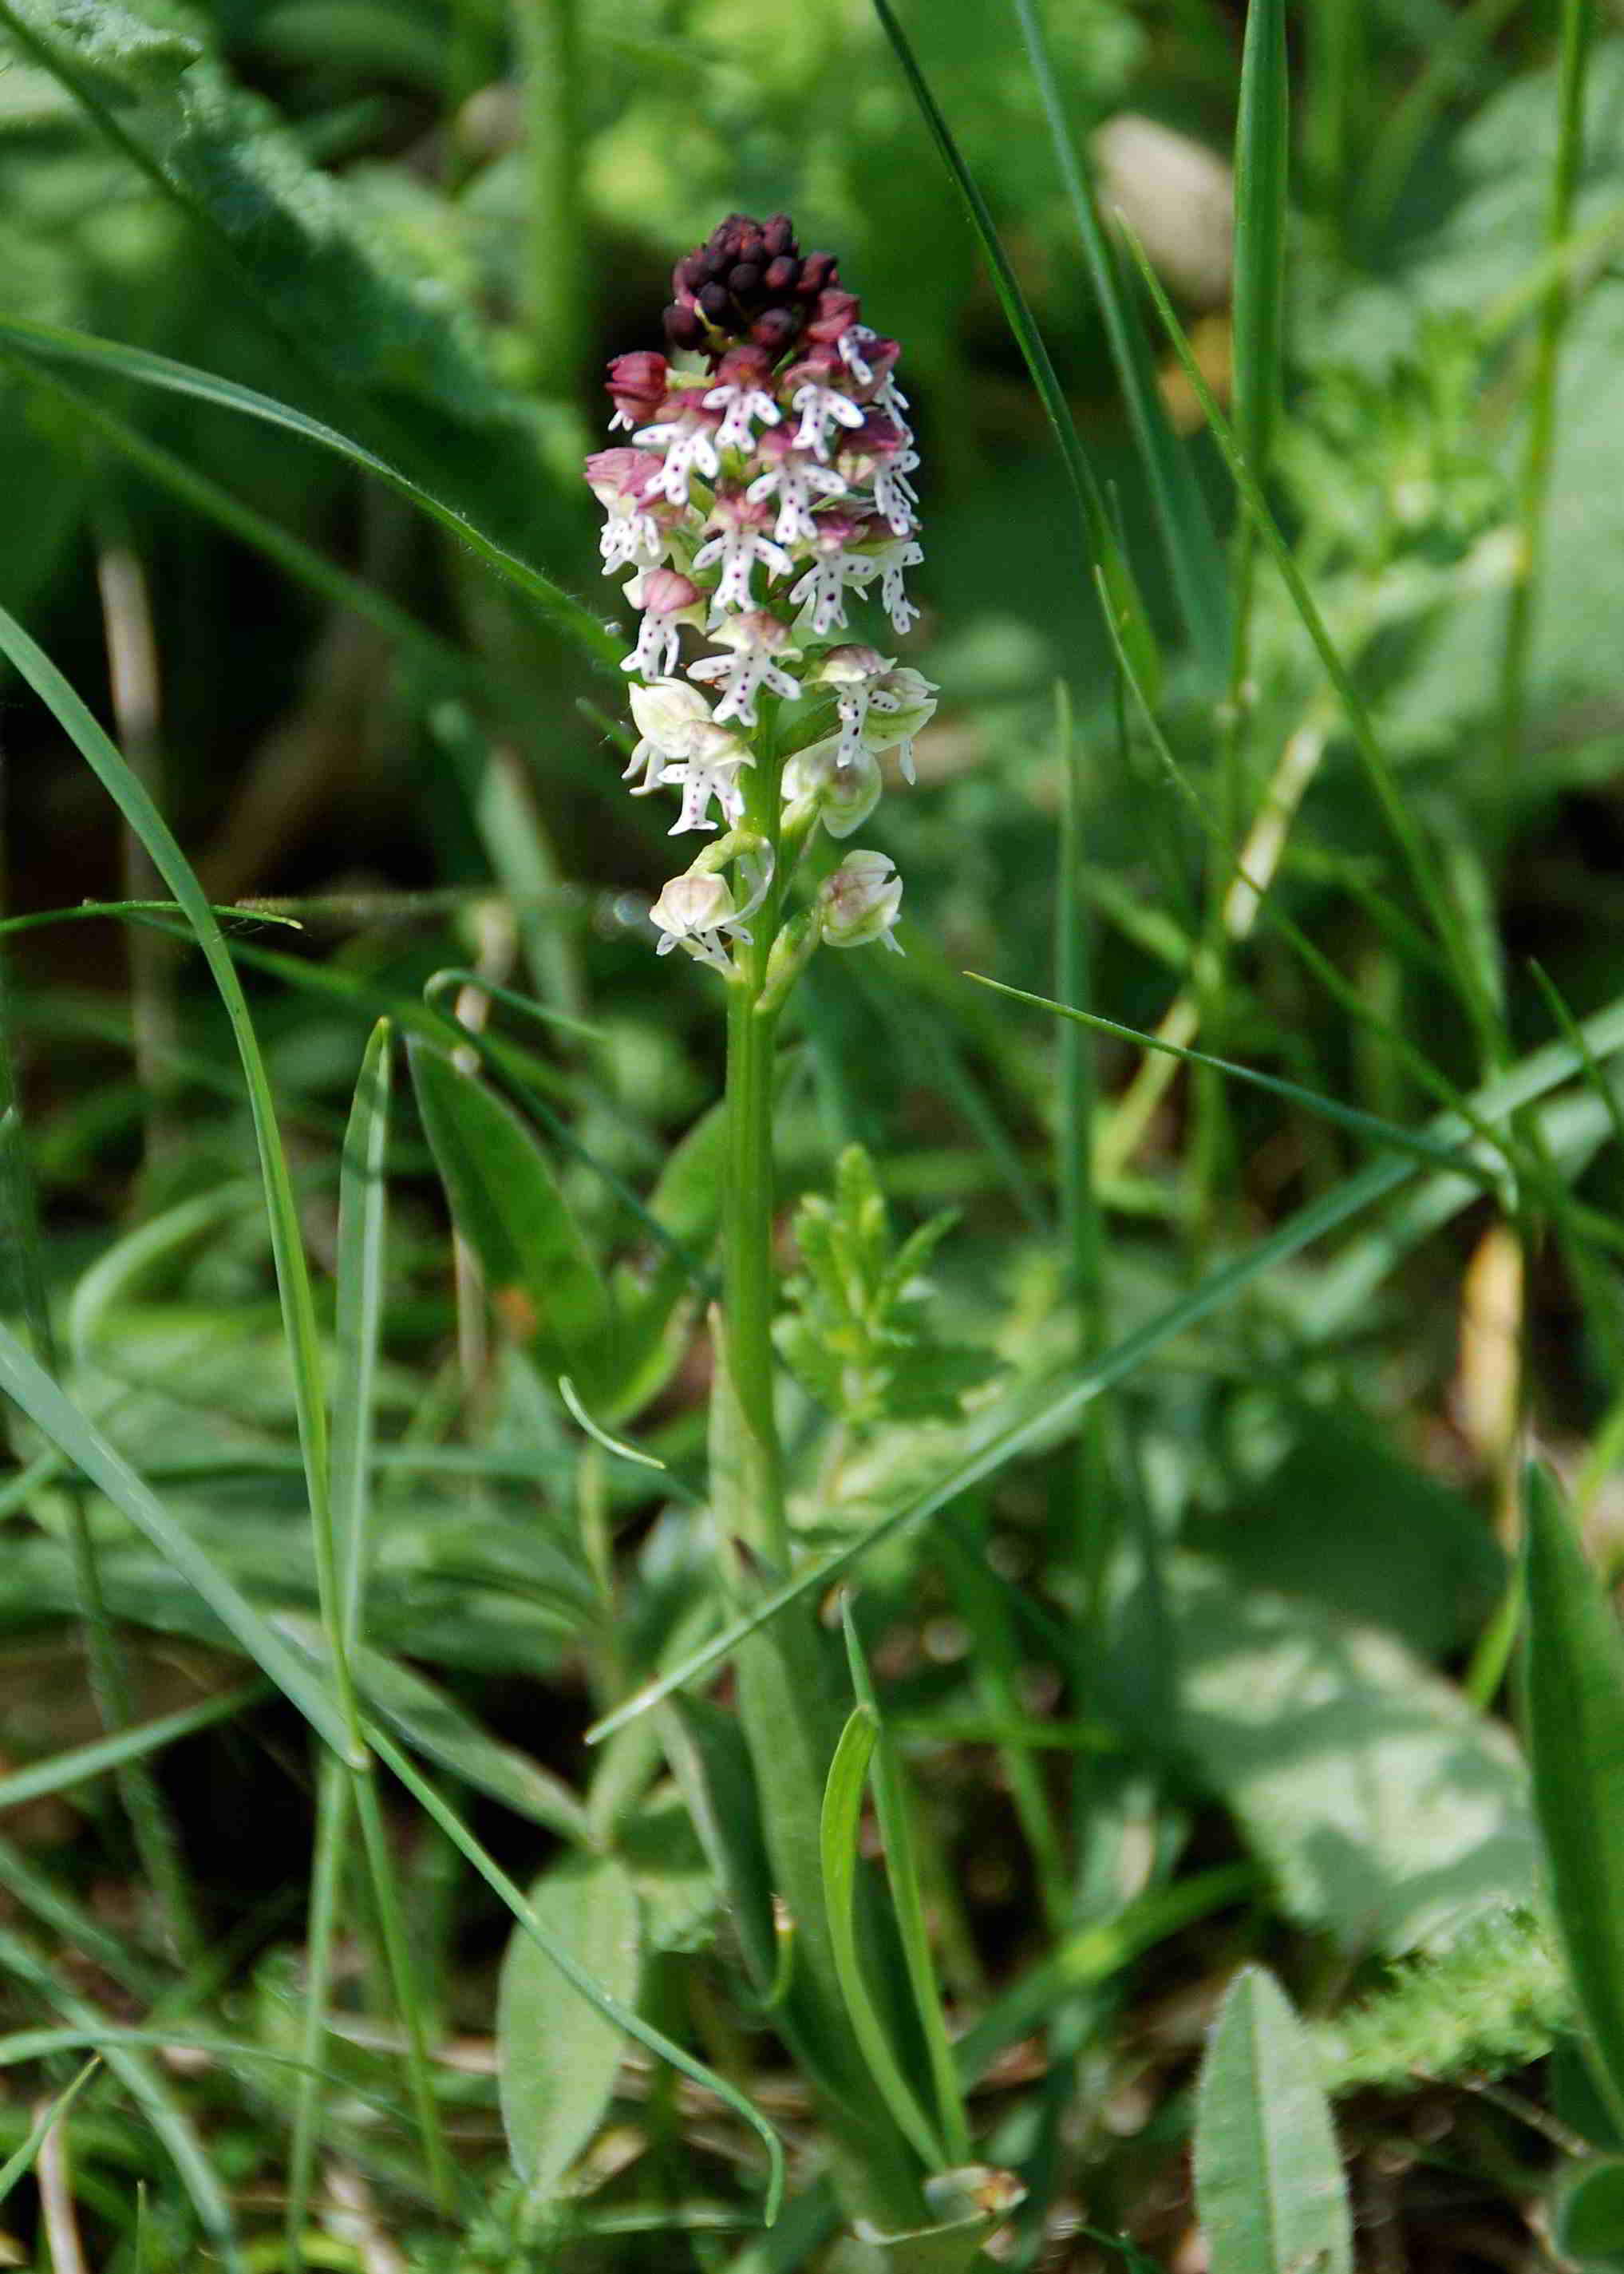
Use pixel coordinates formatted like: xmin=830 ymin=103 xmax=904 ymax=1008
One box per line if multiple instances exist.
xmin=692 ymin=492 xmax=796 ymax=613
xmin=688 ymin=611 xmax=803 ymax=727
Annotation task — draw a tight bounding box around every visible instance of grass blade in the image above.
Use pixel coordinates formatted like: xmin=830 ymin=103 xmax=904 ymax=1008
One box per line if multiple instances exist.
xmin=1114 ymin=223 xmax=1505 ymax=1068
xmin=0 ymin=314 xmax=618 ymax=669
xmin=286 ymin=1018 xmax=395 ymax=2257
xmin=867 ymin=0 xmax=1160 ymax=694
xmin=966 ymin=974 xmax=1500 ymax=1185
xmin=1522 ymin=1461 xmax=1624 ymax=2126
xmin=1496 ymin=0 xmax=1594 ymax=782
xmin=587 ymin=980 xmax=1624 ymax=1743
xmin=0 ymin=1324 xmax=351 ymax=1755
xmin=1194 ymin=1964 xmax=1352 ymax=2274
xmin=334 ymin=1020 xmax=393 ymax=1653
xmin=841 ymin=1605 xmax=971 ymax=2165
xmin=0 ymin=1685 xmax=263 ymax=1816
xmin=1231 ymin=0 xmax=1289 ymax=488
xmin=1009 ymin=0 xmax=1227 ymax=674
xmin=0 ymin=2059 xmax=100 ymax=2208
xmin=820 ymin=1706 xmax=946 ymax=2170
xmin=366 ymin=1722 xmax=787 ymax=2223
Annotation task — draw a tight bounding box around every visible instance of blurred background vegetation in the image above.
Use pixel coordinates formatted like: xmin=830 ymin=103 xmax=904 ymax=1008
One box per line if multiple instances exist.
xmin=6 ymin=0 xmax=1624 ymax=2266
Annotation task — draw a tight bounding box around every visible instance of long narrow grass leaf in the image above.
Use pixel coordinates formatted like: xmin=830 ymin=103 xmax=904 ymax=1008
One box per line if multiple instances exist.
xmin=367 ymin=1722 xmax=786 ymax=2222
xmin=0 ymin=1684 xmax=263 ymax=1816
xmin=0 ymin=1327 xmax=352 ymax=1755
xmin=1231 ymin=0 xmax=1289 ymax=485
xmin=841 ymin=1606 xmax=971 ymax=2164
xmin=0 ymin=603 xmax=371 ymax=1761
xmin=0 ymin=2059 xmax=100 ymax=2208
xmin=588 ymin=983 xmax=1624 ymax=1742
xmin=1010 ymin=0 xmax=1227 ymax=671
xmin=1522 ymin=1461 xmax=1624 ymax=2126
xmin=867 ymin=0 xmax=1160 ymax=692
xmin=1115 ymin=223 xmax=1503 ymax=1063
xmin=819 ymin=1707 xmax=946 ymax=2169
xmin=968 ymin=974 xmax=1498 ymax=1185
xmin=0 ymin=315 xmax=618 ymax=668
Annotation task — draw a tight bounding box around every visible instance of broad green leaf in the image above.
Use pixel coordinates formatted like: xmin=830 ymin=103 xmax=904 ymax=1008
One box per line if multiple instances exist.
xmin=498 ymin=1853 xmax=641 ymax=2209
xmin=371 ymin=1726 xmax=785 ymax=2222
xmin=819 ymin=1706 xmax=945 ymax=2171
xmin=0 ymin=0 xmax=199 ymax=91
xmin=1195 ymin=1966 xmax=1352 ymax=2274
xmin=1144 ymin=1560 xmax=1536 ymax=1952
xmin=1523 ymin=1461 xmax=1624 ymax=2126
xmin=409 ymin=1039 xmax=616 ymax=1403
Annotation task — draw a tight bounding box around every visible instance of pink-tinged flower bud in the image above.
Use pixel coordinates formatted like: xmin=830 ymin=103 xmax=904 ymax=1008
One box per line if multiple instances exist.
xmin=584 ymin=446 xmax=663 ymax=504
xmin=605 ymin=352 xmax=669 ymax=430
xmin=640 ymin=568 xmax=701 ymax=616
xmin=812 ymin=644 xmax=889 ymax=686
xmin=806 ymin=289 xmax=863 ymax=345
xmin=816 ymin=850 xmax=903 ymax=951
xmin=797 ymin=251 xmax=838 ymax=298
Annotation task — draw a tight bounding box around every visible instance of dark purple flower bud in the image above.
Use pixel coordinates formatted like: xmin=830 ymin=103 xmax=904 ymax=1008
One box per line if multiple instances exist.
xmin=764 ymin=255 xmax=799 ymax=295
xmin=698 ymin=281 xmax=732 ymax=322
xmin=663 ymin=303 xmax=705 ymax=351
xmin=673 ymin=252 xmax=703 ymax=295
xmin=729 ymin=262 xmax=763 ymax=298
xmin=750 ymin=307 xmax=800 ymax=354
xmin=797 ymin=251 xmax=838 ymax=297
xmin=763 ymin=213 xmax=796 ymax=258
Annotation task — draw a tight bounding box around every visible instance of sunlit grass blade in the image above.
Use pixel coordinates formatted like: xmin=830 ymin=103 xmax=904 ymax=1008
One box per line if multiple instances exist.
xmin=2 ymin=344 xmax=482 ymax=692
xmin=0 ymin=1323 xmax=352 ymax=1755
xmin=0 ymin=1684 xmax=263 ymax=1816
xmin=0 ymin=1927 xmax=241 ymax=2270
xmin=1010 ymin=0 xmax=1227 ymax=674
xmin=819 ymin=1706 xmax=946 ymax=2170
xmin=867 ymin=0 xmax=1160 ymax=694
xmin=841 ymin=1604 xmax=971 ymax=2166
xmin=1496 ymin=0 xmax=1594 ymax=785
xmin=0 ymin=603 xmax=367 ymax=1728
xmin=1113 ymin=222 xmax=1504 ymax=1068
xmin=1523 ymin=1461 xmax=1624 ymax=2126
xmin=0 ymin=314 xmax=618 ymax=669
xmin=0 ymin=2058 xmax=100 ymax=2209
xmin=366 ymin=1722 xmax=787 ymax=2223
xmin=588 ymin=980 xmax=1624 ymax=1743
xmin=968 ymin=973 xmax=1500 ymax=1185
xmin=1530 ymin=963 xmax=1624 ymax=1161
xmin=1195 ymin=1965 xmax=1353 ymax=2274
xmin=286 ymin=1018 xmax=395 ymax=2257
xmin=1231 ymin=0 xmax=1288 ymax=489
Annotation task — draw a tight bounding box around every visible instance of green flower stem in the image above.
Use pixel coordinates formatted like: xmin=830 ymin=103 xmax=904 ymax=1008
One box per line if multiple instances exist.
xmin=714 ymin=719 xmax=984 ymax=2265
